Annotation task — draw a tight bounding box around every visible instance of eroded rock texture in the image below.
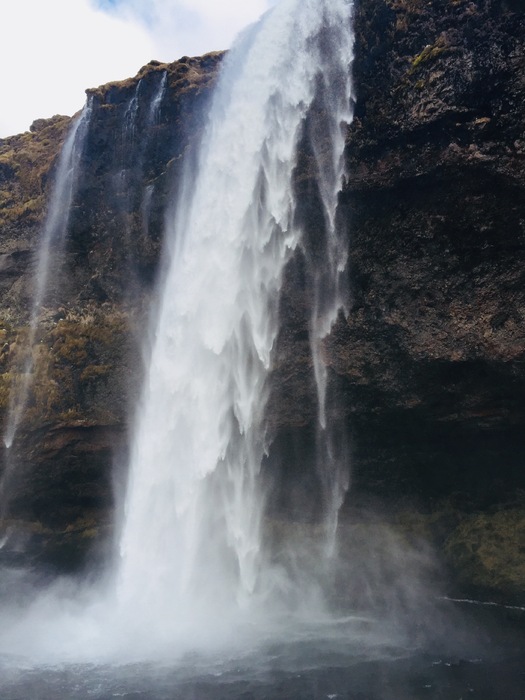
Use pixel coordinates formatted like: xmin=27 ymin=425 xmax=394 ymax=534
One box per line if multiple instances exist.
xmin=342 ymin=0 xmax=525 ymax=506
xmin=0 ymin=54 xmax=222 ymax=568
xmin=268 ymin=0 xmax=525 ymax=600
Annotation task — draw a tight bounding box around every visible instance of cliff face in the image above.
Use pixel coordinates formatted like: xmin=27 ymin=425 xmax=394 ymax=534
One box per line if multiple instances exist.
xmin=0 ymin=54 xmax=222 ymax=568
xmin=343 ymin=0 xmax=525 ymax=505
xmin=266 ymin=0 xmax=525 ymax=600
xmin=0 ymin=1 xmax=523 ymax=599
xmin=337 ymin=0 xmax=525 ymax=600
xmin=0 ymin=116 xmax=72 ymax=317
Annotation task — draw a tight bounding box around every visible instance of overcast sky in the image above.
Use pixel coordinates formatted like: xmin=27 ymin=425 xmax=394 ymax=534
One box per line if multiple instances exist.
xmin=0 ymin=0 xmax=274 ymax=138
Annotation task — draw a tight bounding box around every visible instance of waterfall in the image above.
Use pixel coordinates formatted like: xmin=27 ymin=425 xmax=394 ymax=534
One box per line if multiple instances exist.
xmin=113 ymin=82 xmax=142 ymax=199
xmin=306 ymin=5 xmax=355 ymax=552
xmin=116 ymin=0 xmax=355 ymax=640
xmin=0 ymin=2 xmax=468 ymax=679
xmin=123 ymin=80 xmax=141 ymax=148
xmin=2 ymin=101 xmax=93 ymax=452
xmin=116 ymin=70 xmax=167 ymax=249
xmin=148 ymin=70 xmax=167 ymax=126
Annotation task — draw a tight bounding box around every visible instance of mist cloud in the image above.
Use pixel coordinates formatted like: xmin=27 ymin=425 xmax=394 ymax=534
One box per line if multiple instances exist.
xmin=0 ymin=0 xmax=274 ymax=138
xmin=102 ymin=0 xmax=273 ymax=58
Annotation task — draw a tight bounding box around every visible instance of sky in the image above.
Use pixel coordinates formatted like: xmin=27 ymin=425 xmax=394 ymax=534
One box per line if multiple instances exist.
xmin=0 ymin=0 xmax=274 ymax=138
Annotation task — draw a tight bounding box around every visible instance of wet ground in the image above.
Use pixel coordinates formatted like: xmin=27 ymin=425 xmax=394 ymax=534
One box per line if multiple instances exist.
xmin=0 ymin=601 xmax=523 ymax=700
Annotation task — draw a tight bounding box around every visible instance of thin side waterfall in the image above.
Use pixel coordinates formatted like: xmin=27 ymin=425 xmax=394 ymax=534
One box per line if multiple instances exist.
xmin=123 ymin=80 xmax=141 ymax=147
xmin=148 ymin=70 xmax=167 ymax=126
xmin=115 ymin=71 xmax=167 ymax=261
xmin=113 ymin=83 xmax=142 ymax=199
xmin=307 ymin=9 xmax=355 ymax=553
xmin=2 ymin=101 xmax=93 ymax=451
xmin=116 ymin=0 xmax=355 ymax=641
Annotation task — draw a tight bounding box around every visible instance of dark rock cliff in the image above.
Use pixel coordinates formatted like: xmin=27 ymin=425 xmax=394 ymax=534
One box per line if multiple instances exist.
xmin=0 ymin=54 xmax=222 ymax=569
xmin=344 ymin=0 xmax=525 ymax=601
xmin=268 ymin=0 xmax=525 ymax=601
xmin=0 ymin=1 xmax=523 ymax=600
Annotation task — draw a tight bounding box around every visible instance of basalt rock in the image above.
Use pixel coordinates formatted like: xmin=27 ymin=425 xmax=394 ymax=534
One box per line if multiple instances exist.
xmin=267 ymin=0 xmax=525 ymax=600
xmin=339 ymin=0 xmax=525 ymax=509
xmin=0 ymin=54 xmax=223 ymax=569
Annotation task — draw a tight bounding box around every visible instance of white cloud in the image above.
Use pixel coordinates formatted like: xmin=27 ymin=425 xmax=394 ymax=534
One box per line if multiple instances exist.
xmin=0 ymin=0 xmax=159 ymax=137
xmin=0 ymin=0 xmax=274 ymax=138
xmin=107 ymin=0 xmax=273 ymax=59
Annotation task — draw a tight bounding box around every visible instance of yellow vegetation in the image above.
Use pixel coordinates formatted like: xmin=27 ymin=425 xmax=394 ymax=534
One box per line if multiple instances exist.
xmin=1 ymin=308 xmax=130 ymax=430
xmin=445 ymin=508 xmax=525 ymax=593
xmin=0 ymin=115 xmax=71 ymax=228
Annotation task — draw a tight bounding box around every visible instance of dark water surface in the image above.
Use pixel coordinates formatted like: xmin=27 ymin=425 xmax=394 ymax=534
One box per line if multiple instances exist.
xmin=0 ymin=603 xmax=523 ymax=700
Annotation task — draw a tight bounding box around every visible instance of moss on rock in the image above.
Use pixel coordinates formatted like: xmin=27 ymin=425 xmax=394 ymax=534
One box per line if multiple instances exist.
xmin=2 ymin=307 xmax=133 ymax=430
xmin=0 ymin=115 xmax=71 ymax=230
xmin=444 ymin=507 xmax=525 ymax=598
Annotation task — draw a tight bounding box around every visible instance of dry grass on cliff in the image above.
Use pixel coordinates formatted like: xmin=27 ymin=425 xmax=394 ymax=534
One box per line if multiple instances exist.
xmin=0 ymin=307 xmax=132 ymax=431
xmin=0 ymin=116 xmax=71 ymax=230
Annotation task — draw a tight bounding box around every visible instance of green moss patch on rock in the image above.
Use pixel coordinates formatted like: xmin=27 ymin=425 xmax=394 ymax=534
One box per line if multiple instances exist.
xmin=2 ymin=307 xmax=133 ymax=432
xmin=409 ymin=34 xmax=449 ymax=73
xmin=0 ymin=515 xmax=112 ymax=572
xmin=444 ymin=506 xmax=525 ymax=599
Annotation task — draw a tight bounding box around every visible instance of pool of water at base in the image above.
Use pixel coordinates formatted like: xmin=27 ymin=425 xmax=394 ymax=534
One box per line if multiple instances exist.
xmin=0 ymin=604 xmax=523 ymax=700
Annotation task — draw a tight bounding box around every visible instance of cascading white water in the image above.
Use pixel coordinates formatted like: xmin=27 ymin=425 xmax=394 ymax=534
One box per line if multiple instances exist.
xmin=2 ymin=101 xmax=93 ymax=452
xmin=116 ymin=0 xmax=355 ymax=641
xmin=0 ymin=1 xmax=458 ymax=678
xmin=0 ymin=2 xmax=471 ymax=680
xmin=121 ymin=70 xmax=167 ymax=165
xmin=123 ymin=80 xmax=141 ymax=147
xmin=148 ymin=70 xmax=167 ymax=126
xmin=306 ymin=5 xmax=355 ymax=552
xmin=116 ymin=71 xmax=167 ymax=198
xmin=114 ymin=72 xmax=168 ymax=303
xmin=113 ymin=83 xmax=142 ymax=198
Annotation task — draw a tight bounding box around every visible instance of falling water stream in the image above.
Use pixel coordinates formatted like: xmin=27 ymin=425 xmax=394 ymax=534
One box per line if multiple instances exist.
xmin=2 ymin=102 xmax=93 ymax=453
xmin=116 ymin=0 xmax=355 ymax=632
xmin=0 ymin=0 xmax=523 ymax=697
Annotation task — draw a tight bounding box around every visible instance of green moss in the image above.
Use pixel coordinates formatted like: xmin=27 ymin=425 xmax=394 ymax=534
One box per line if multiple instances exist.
xmin=0 ymin=308 xmax=131 ymax=431
xmin=80 ymin=364 xmax=111 ymax=383
xmin=445 ymin=508 xmax=525 ymax=594
xmin=56 ymin=407 xmax=83 ymax=422
xmin=0 ymin=518 xmax=52 ymax=536
xmin=4 ymin=196 xmax=46 ymax=224
xmin=388 ymin=0 xmax=424 ymax=13
xmin=52 ymin=331 xmax=89 ymax=365
xmin=0 ymin=372 xmax=12 ymax=411
xmin=407 ymin=34 xmax=449 ymax=76
xmin=63 ymin=516 xmax=99 ymax=534
xmin=412 ymin=44 xmax=445 ymax=69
